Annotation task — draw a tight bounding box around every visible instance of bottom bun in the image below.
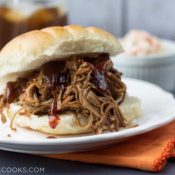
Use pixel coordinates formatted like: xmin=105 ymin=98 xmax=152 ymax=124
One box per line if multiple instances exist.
xmin=15 ymin=113 xmax=92 ymax=135
xmin=120 ymin=96 xmax=141 ymax=124
xmin=10 ymin=96 xmax=141 ymax=135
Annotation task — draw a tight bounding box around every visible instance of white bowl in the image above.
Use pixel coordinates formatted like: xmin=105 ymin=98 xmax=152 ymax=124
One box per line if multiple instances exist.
xmin=112 ymin=39 xmax=175 ymax=92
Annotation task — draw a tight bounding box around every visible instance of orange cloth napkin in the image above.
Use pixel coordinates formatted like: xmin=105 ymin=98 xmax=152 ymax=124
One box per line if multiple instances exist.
xmin=45 ymin=121 xmax=175 ymax=172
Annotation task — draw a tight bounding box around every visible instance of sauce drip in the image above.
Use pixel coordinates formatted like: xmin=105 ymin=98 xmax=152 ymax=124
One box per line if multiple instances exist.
xmin=49 ymin=93 xmax=60 ymax=129
xmin=92 ymin=61 xmax=109 ymax=93
xmin=5 ymin=77 xmax=27 ymax=104
xmin=42 ymin=61 xmax=69 ymax=88
xmin=7 ymin=134 xmax=11 ymax=138
xmin=42 ymin=61 xmax=69 ymax=129
xmin=5 ymin=82 xmax=17 ymax=104
xmin=87 ymin=54 xmax=109 ymax=94
xmin=0 ymin=111 xmax=6 ymax=124
xmin=47 ymin=136 xmax=57 ymax=139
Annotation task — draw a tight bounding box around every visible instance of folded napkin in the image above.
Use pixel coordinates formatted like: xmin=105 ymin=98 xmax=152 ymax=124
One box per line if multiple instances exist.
xmin=45 ymin=121 xmax=175 ymax=172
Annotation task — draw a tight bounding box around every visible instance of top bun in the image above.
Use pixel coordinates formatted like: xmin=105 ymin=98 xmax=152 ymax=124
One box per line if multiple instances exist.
xmin=0 ymin=25 xmax=123 ymax=79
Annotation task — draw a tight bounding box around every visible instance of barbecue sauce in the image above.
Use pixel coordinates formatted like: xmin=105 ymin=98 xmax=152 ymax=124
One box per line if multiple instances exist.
xmin=42 ymin=61 xmax=69 ymax=88
xmin=5 ymin=77 xmax=28 ymax=104
xmin=92 ymin=61 xmax=109 ymax=93
xmin=87 ymin=54 xmax=109 ymax=94
xmin=49 ymin=93 xmax=59 ymax=129
xmin=5 ymin=82 xmax=17 ymax=104
xmin=3 ymin=55 xmax=110 ymax=129
xmin=47 ymin=136 xmax=57 ymax=139
xmin=42 ymin=61 xmax=69 ymax=129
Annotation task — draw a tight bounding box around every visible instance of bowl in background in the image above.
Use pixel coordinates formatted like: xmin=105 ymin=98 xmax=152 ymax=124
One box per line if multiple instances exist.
xmin=112 ymin=39 xmax=175 ymax=92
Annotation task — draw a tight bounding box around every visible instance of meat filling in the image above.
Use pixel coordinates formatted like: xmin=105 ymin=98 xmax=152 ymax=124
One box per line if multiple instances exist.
xmin=0 ymin=53 xmax=126 ymax=133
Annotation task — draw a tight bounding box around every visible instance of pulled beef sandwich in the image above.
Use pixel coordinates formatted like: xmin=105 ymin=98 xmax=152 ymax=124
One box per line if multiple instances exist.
xmin=0 ymin=25 xmax=141 ymax=135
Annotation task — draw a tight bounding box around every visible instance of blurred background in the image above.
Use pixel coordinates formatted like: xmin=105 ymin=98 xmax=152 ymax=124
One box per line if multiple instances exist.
xmin=1 ymin=0 xmax=175 ymax=46
xmin=1 ymin=0 xmax=175 ymax=91
xmin=68 ymin=0 xmax=175 ymax=39
xmin=1 ymin=0 xmax=175 ymax=43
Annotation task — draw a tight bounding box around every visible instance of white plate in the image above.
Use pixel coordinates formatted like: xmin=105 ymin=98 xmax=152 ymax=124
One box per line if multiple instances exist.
xmin=0 ymin=78 xmax=175 ymax=154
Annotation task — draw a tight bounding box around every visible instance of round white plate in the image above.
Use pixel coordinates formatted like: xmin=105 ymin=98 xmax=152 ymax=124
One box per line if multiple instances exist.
xmin=0 ymin=78 xmax=175 ymax=154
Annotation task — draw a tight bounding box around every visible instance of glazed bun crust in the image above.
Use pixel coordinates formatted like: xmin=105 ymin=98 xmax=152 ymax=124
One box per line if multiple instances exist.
xmin=0 ymin=25 xmax=123 ymax=79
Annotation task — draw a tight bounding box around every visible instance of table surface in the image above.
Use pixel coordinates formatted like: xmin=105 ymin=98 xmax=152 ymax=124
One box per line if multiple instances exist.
xmin=0 ymin=150 xmax=174 ymax=175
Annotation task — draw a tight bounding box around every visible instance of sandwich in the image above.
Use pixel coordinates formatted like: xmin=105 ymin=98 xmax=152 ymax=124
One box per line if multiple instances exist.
xmin=0 ymin=25 xmax=141 ymax=135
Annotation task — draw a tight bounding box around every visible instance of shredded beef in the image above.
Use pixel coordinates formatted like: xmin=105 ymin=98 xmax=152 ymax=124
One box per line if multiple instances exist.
xmin=0 ymin=53 xmax=126 ymax=133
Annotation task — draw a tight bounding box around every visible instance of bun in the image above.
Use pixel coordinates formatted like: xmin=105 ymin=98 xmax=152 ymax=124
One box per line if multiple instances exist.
xmin=0 ymin=25 xmax=123 ymax=79
xmin=16 ymin=113 xmax=92 ymax=135
xmin=10 ymin=96 xmax=141 ymax=135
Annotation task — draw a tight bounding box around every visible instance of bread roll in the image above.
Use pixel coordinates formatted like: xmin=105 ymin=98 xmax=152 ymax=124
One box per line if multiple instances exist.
xmin=0 ymin=25 xmax=123 ymax=79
